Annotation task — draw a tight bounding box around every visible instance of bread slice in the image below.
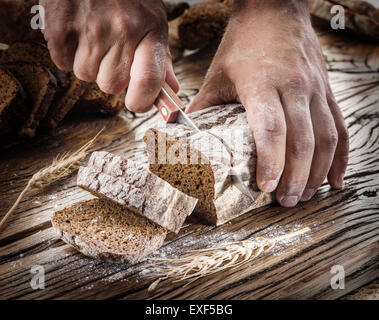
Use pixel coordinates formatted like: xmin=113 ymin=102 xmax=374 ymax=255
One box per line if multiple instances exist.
xmin=42 ymin=74 xmax=88 ymax=131
xmin=51 ymin=198 xmax=167 ymax=264
xmin=4 ymin=62 xmax=57 ymax=137
xmin=0 ymin=41 xmax=69 ymax=89
xmin=73 ymin=82 xmax=125 ymax=116
xmin=0 ymin=66 xmax=26 ymax=143
xmin=77 ymin=152 xmax=198 ymax=233
xmin=144 ymin=104 xmax=273 ymax=226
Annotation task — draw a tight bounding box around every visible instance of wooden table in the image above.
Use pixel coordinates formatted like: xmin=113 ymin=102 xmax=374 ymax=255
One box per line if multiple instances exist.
xmin=0 ymin=27 xmax=378 ymax=300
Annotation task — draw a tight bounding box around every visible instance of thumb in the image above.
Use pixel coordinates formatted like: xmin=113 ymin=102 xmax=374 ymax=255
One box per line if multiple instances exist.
xmin=165 ymin=50 xmax=180 ymax=93
xmin=188 ymin=72 xmax=236 ymax=113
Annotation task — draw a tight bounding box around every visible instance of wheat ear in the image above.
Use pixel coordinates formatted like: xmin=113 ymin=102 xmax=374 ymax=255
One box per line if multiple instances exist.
xmin=148 ymin=227 xmax=310 ymax=292
xmin=0 ymin=129 xmax=103 ymax=231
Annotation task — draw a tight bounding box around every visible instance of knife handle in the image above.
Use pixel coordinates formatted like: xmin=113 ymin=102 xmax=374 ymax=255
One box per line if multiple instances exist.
xmin=155 ymin=82 xmax=185 ymax=123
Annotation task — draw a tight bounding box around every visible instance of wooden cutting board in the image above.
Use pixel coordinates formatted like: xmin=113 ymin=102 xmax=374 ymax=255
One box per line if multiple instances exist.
xmin=0 ymin=27 xmax=378 ymax=299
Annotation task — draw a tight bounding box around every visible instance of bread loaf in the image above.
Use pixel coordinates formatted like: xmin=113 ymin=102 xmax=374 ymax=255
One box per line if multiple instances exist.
xmin=77 ymin=153 xmax=198 ymax=233
xmin=42 ymin=74 xmax=88 ymax=131
xmin=0 ymin=41 xmax=69 ymax=90
xmin=4 ymin=61 xmax=57 ymax=137
xmin=51 ymin=198 xmax=167 ymax=264
xmin=144 ymin=104 xmax=273 ymax=226
xmin=0 ymin=66 xmax=26 ymax=143
xmin=73 ymin=82 xmax=125 ymax=116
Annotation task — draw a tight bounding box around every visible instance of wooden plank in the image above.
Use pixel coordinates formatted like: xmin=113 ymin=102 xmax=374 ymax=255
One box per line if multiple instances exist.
xmin=0 ymin=28 xmax=378 ymax=300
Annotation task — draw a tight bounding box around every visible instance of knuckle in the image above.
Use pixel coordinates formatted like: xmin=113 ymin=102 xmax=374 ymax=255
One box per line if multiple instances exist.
xmin=96 ymin=78 xmax=119 ymax=95
xmin=135 ymin=72 xmax=162 ymax=90
xmin=285 ymin=73 xmax=308 ymax=92
xmin=338 ymin=125 xmax=349 ymax=146
xmin=320 ymin=128 xmax=338 ymax=152
xmin=112 ymin=14 xmax=139 ymax=42
xmin=74 ymin=65 xmax=95 ymax=82
xmin=84 ymin=20 xmax=103 ymax=43
xmin=288 ymin=135 xmax=314 ymax=158
xmin=258 ymin=117 xmax=286 ymax=141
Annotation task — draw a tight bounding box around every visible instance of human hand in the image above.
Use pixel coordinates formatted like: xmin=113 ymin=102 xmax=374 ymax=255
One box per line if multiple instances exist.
xmin=40 ymin=0 xmax=179 ymax=111
xmin=188 ymin=0 xmax=349 ymax=207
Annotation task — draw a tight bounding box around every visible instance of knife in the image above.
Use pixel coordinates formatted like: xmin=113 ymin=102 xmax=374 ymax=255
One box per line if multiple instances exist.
xmin=154 ymin=82 xmax=258 ymax=202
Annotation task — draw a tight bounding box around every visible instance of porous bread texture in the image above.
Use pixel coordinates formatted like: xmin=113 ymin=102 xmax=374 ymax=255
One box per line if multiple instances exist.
xmin=51 ymin=198 xmax=167 ymax=264
xmin=0 ymin=66 xmax=26 ymax=142
xmin=144 ymin=104 xmax=273 ymax=226
xmin=78 ymin=152 xmax=198 ymax=233
xmin=4 ymin=61 xmax=57 ymax=137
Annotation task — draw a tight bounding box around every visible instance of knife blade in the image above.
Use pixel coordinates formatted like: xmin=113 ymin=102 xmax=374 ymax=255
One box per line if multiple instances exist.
xmin=154 ymin=82 xmax=258 ymax=202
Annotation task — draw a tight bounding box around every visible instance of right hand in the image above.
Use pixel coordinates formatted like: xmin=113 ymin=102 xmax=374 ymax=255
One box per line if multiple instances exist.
xmin=40 ymin=0 xmax=179 ymax=111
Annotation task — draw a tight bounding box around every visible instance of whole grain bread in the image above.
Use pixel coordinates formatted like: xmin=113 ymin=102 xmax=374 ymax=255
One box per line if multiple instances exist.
xmin=144 ymin=104 xmax=273 ymax=226
xmin=42 ymin=74 xmax=88 ymax=132
xmin=178 ymin=0 xmax=233 ymax=50
xmin=77 ymin=153 xmax=198 ymax=233
xmin=51 ymin=198 xmax=167 ymax=264
xmin=0 ymin=66 xmax=26 ymax=143
xmin=73 ymin=82 xmax=125 ymax=116
xmin=4 ymin=61 xmax=57 ymax=137
xmin=0 ymin=41 xmax=69 ymax=89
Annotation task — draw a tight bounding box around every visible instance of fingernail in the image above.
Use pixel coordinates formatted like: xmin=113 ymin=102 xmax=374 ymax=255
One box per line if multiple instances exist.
xmin=261 ymin=180 xmax=278 ymax=192
xmin=336 ymin=174 xmax=344 ymax=188
xmin=280 ymin=195 xmax=298 ymax=207
xmin=301 ymin=188 xmax=315 ymax=201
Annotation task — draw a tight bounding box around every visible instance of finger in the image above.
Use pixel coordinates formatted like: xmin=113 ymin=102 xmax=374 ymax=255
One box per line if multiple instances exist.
xmin=46 ymin=25 xmax=78 ymax=72
xmin=165 ymin=51 xmax=179 ymax=93
xmin=276 ymin=93 xmax=315 ymax=207
xmin=241 ymin=88 xmax=286 ymax=193
xmin=301 ymin=94 xmax=338 ymax=201
xmin=125 ymin=33 xmax=167 ymax=113
xmin=188 ymin=72 xmax=236 ymax=113
xmin=73 ymin=25 xmax=109 ymax=82
xmin=96 ymin=43 xmax=133 ymax=94
xmin=327 ymin=95 xmax=349 ymax=189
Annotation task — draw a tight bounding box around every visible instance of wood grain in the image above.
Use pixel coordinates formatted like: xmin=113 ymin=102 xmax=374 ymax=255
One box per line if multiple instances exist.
xmin=0 ymin=27 xmax=378 ymax=300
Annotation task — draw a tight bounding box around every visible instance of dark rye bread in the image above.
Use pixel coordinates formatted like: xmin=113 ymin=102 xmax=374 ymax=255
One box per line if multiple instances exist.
xmin=4 ymin=61 xmax=57 ymax=137
xmin=42 ymin=74 xmax=88 ymax=131
xmin=51 ymin=198 xmax=167 ymax=264
xmin=73 ymin=82 xmax=125 ymax=116
xmin=144 ymin=104 xmax=273 ymax=226
xmin=77 ymin=152 xmax=198 ymax=233
xmin=0 ymin=41 xmax=69 ymax=89
xmin=0 ymin=67 xmax=26 ymax=143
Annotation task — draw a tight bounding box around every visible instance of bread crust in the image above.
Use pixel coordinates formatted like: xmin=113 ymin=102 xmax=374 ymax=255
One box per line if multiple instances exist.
xmin=144 ymin=104 xmax=274 ymax=226
xmin=78 ymin=154 xmax=198 ymax=233
xmin=0 ymin=67 xmax=27 ymax=143
xmin=51 ymin=198 xmax=167 ymax=264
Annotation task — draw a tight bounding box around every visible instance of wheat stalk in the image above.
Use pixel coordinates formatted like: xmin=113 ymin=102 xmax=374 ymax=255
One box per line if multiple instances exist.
xmin=148 ymin=227 xmax=310 ymax=291
xmin=0 ymin=129 xmax=103 ymax=231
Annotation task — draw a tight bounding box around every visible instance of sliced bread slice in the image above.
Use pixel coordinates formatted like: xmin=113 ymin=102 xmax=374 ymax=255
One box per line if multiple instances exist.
xmin=0 ymin=67 xmax=26 ymax=143
xmin=77 ymin=152 xmax=198 ymax=233
xmin=73 ymin=82 xmax=125 ymax=116
xmin=4 ymin=61 xmax=57 ymax=137
xmin=51 ymin=198 xmax=167 ymax=264
xmin=42 ymin=74 xmax=88 ymax=132
xmin=0 ymin=41 xmax=69 ymax=89
xmin=144 ymin=104 xmax=273 ymax=226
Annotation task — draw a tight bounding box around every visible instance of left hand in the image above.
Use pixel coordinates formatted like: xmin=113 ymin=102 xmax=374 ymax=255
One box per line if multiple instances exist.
xmin=188 ymin=0 xmax=349 ymax=207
